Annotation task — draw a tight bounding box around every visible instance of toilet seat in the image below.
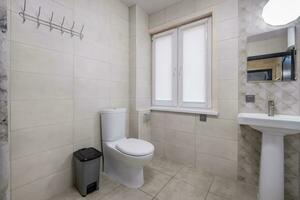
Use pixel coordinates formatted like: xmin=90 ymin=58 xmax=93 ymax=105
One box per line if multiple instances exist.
xmin=116 ymin=138 xmax=154 ymax=156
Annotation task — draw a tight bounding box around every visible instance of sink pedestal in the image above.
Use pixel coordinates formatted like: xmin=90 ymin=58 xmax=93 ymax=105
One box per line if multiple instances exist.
xmin=238 ymin=113 xmax=300 ymax=200
xmin=259 ymin=133 xmax=284 ymax=200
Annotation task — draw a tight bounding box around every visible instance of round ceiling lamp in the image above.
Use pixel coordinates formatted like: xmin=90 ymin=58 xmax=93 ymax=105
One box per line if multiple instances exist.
xmin=262 ymin=0 xmax=300 ymax=26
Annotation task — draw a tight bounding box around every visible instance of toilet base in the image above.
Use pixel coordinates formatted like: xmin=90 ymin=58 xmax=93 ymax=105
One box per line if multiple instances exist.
xmin=104 ymin=156 xmax=144 ymax=188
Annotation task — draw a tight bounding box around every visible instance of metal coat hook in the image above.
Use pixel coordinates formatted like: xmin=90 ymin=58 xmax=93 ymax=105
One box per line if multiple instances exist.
xmin=18 ymin=0 xmax=84 ymax=39
xmin=80 ymin=25 xmax=84 ymax=40
xmin=22 ymin=0 xmax=27 ymax=23
xmin=49 ymin=12 xmax=54 ymax=31
xmin=70 ymin=21 xmax=75 ymax=37
xmin=60 ymin=16 xmax=65 ymax=35
xmin=36 ymin=6 xmax=41 ymax=28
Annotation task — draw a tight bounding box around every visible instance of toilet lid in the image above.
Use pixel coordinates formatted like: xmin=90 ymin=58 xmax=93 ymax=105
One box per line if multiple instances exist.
xmin=116 ymin=138 xmax=154 ymax=156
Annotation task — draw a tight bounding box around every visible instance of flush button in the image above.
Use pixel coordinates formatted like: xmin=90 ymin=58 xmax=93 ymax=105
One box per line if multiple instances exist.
xmin=245 ymin=95 xmax=255 ymax=103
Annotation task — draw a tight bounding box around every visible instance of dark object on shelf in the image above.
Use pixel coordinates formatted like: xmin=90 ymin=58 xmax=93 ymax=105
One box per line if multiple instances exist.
xmin=73 ymin=148 xmax=102 ymax=197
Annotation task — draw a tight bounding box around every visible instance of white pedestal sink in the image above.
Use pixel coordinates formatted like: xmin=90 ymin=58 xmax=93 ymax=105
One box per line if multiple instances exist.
xmin=238 ymin=113 xmax=300 ymax=200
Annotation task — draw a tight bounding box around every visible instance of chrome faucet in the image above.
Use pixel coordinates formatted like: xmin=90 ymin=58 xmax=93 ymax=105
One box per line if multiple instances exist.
xmin=268 ymin=100 xmax=275 ymax=116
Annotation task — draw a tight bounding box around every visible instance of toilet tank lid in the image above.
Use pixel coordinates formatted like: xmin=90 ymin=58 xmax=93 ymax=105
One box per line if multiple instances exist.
xmin=100 ymin=108 xmax=127 ymax=114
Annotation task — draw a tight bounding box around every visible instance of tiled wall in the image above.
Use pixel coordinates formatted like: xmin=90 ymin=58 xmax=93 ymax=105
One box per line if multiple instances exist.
xmin=0 ymin=0 xmax=9 ymax=199
xmin=8 ymin=0 xmax=129 ymax=199
xmin=238 ymin=0 xmax=300 ymax=199
xmin=129 ymin=5 xmax=151 ymax=138
xmin=149 ymin=0 xmax=239 ymax=179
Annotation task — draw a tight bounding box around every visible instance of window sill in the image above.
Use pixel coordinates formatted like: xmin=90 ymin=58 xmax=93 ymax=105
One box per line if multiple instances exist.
xmin=150 ymin=106 xmax=218 ymax=116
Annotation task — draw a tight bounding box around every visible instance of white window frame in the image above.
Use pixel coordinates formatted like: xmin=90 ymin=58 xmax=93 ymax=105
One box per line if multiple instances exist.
xmin=152 ymin=29 xmax=178 ymax=107
xmin=152 ymin=17 xmax=212 ymax=111
xmin=178 ymin=18 xmax=212 ymax=109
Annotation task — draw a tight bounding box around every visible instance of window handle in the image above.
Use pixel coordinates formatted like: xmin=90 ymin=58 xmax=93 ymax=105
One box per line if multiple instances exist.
xmin=173 ymin=68 xmax=177 ymax=76
xmin=178 ymin=66 xmax=183 ymax=77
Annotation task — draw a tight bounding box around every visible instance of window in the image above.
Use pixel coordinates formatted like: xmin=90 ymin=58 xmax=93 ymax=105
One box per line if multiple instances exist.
xmin=152 ymin=18 xmax=212 ymax=110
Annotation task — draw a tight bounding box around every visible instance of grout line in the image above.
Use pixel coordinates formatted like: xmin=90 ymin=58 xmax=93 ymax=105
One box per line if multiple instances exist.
xmin=204 ymin=175 xmax=215 ymax=200
xmin=138 ymin=188 xmax=153 ymax=197
xmin=152 ymin=176 xmax=175 ymax=200
xmin=11 ymin=167 xmax=71 ymax=191
xmin=11 ymin=143 xmax=73 ymax=161
xmin=150 ymin=164 xmax=183 ymax=200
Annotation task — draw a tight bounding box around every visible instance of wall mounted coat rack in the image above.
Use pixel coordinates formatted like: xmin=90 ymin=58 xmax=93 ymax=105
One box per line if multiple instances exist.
xmin=19 ymin=0 xmax=85 ymax=39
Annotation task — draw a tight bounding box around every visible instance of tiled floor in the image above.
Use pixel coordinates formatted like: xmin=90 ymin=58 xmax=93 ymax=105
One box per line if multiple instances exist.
xmin=51 ymin=158 xmax=258 ymax=200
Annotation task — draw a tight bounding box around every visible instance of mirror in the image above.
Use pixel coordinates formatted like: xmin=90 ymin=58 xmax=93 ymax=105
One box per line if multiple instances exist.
xmin=247 ymin=27 xmax=297 ymax=82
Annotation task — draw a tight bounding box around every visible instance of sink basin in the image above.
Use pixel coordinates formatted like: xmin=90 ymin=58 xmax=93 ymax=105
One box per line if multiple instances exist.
xmin=238 ymin=113 xmax=300 ymax=135
xmin=238 ymin=113 xmax=300 ymax=200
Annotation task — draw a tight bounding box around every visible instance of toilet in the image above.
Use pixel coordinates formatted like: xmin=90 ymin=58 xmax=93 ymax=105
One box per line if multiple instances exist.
xmin=100 ymin=108 xmax=154 ymax=188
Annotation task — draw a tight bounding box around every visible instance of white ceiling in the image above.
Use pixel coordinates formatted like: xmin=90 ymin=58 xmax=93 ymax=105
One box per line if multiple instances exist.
xmin=121 ymin=0 xmax=182 ymax=14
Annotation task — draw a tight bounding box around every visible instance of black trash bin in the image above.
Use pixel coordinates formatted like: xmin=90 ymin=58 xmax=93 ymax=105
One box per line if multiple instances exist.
xmin=73 ymin=147 xmax=102 ymax=197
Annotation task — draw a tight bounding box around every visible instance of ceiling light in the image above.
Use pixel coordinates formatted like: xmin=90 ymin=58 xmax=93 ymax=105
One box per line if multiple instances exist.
xmin=262 ymin=0 xmax=300 ymax=26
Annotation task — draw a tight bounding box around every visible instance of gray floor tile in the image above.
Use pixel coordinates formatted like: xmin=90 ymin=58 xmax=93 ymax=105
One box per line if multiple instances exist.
xmin=101 ymin=185 xmax=152 ymax=200
xmin=139 ymin=166 xmax=172 ymax=196
xmin=210 ymin=176 xmax=257 ymax=200
xmin=175 ymin=167 xmax=214 ymax=191
xmin=156 ymin=178 xmax=207 ymax=200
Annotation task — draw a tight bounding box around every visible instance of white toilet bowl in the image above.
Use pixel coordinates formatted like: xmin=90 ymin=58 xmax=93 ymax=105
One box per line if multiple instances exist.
xmin=100 ymin=108 xmax=154 ymax=189
xmin=103 ymin=138 xmax=154 ymax=188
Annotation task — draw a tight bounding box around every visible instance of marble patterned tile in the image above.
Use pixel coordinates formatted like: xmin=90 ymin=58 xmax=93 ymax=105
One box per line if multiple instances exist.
xmin=0 ymin=4 xmax=8 ymax=200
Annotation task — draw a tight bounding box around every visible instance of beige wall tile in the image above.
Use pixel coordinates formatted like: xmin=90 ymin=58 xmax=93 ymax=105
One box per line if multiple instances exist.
xmin=196 ymin=136 xmax=237 ymax=161
xmin=74 ymin=98 xmax=110 ymax=120
xmin=196 ymin=154 xmax=237 ymax=179
xmin=195 ymin=118 xmax=238 ymax=141
xmin=218 ymin=79 xmax=238 ymax=100
xmin=217 ymin=38 xmax=238 ymax=61
xmin=11 ymin=145 xmax=72 ymax=189
xmin=74 ymin=78 xmax=111 ymax=99
xmin=11 ymin=168 xmax=72 ymax=200
xmin=11 ymin=72 xmax=73 ymax=100
xmin=195 ymin=0 xmax=225 ymax=11
xmin=74 ymin=57 xmax=111 ymax=81
xmin=11 ymin=123 xmax=73 ymax=160
xmin=10 ymin=42 xmax=73 ymax=77
xmin=218 ymin=100 xmax=238 ymax=120
xmin=150 ymin=127 xmax=165 ymax=142
xmin=151 ymin=112 xmax=166 ymax=128
xmin=214 ymin=0 xmax=238 ymax=22
xmin=74 ymin=117 xmax=100 ymax=143
xmin=165 ymin=143 xmax=196 ymax=166
xmin=216 ymin=18 xmax=238 ymax=41
xmin=149 ymin=9 xmax=166 ymax=29
xmin=11 ymin=100 xmax=73 ymax=130
xmin=164 ymin=129 xmax=196 ymax=149
xmin=151 ymin=140 xmax=165 ymax=158
xmin=111 ymin=81 xmax=129 ymax=99
xmin=164 ymin=113 xmax=196 ymax=133
xmin=218 ymin=59 xmax=238 ymax=80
